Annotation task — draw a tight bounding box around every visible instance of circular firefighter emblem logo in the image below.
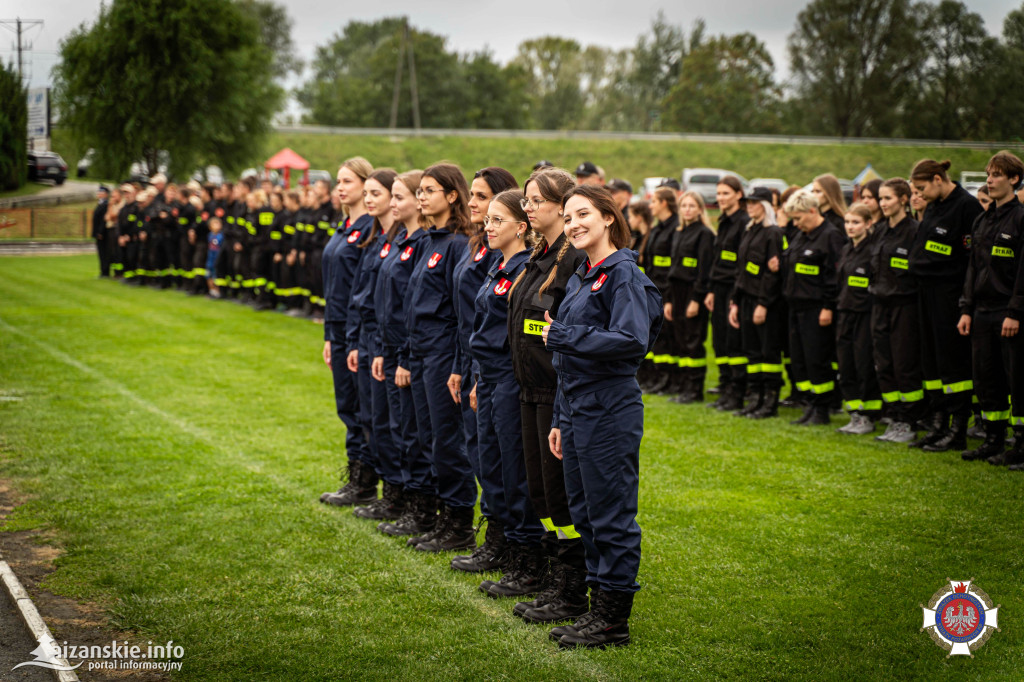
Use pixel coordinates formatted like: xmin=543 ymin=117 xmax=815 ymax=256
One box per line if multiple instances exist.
xmin=921 ymin=579 xmax=999 ymax=657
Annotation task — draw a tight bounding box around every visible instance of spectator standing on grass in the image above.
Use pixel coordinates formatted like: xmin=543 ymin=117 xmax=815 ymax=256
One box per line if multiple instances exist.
xmin=543 ymin=185 xmax=662 ymax=649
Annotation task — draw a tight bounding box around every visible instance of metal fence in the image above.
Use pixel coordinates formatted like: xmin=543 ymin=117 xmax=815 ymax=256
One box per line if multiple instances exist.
xmin=0 ymin=207 xmax=91 ymax=240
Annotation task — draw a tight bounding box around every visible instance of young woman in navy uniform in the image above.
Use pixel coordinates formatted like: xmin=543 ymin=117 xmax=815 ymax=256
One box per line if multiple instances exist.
xmin=543 ymin=185 xmax=663 ymax=649
xmin=665 ymin=191 xmax=715 ymax=403
xmin=448 ymin=168 xmax=519 ymax=571
xmin=319 ymin=157 xmax=376 ymax=507
xmin=505 ymin=168 xmax=589 ymax=621
xmin=374 ymin=171 xmax=441 ymax=538
xmin=467 ymin=191 xmax=549 ymax=601
xmin=403 ymin=163 xmax=479 ymax=554
xmin=345 ymin=169 xmax=405 ymax=521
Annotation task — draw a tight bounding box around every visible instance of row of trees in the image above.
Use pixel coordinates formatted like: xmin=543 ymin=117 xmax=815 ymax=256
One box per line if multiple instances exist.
xmin=298 ymin=1 xmax=1024 ymax=141
xmin=0 ymin=62 xmax=28 ymax=190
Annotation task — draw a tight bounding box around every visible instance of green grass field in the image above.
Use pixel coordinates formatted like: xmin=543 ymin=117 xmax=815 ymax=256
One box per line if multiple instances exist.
xmin=51 ymin=127 xmax=1012 ymax=195
xmin=1 ymin=255 xmax=1022 ymax=680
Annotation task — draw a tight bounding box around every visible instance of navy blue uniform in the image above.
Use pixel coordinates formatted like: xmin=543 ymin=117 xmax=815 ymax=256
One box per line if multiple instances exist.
xmin=405 ymin=226 xmax=477 ymax=509
xmin=469 ymin=249 xmax=543 ymax=545
xmin=452 ymin=243 xmax=499 ymax=517
xmin=547 ymin=249 xmax=663 ymax=593
xmin=347 ymin=229 xmax=401 ymax=485
xmin=375 ymin=227 xmax=431 ymax=492
xmin=322 ymin=214 xmax=373 ymax=468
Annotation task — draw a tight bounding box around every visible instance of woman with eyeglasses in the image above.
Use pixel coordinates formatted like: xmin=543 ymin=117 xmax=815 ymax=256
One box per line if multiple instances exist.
xmin=447 ymin=167 xmax=519 ymax=571
xmin=468 ymin=190 xmax=548 ymax=607
xmin=502 ymin=168 xmax=588 ymax=618
xmin=319 ymin=157 xmax=377 ymax=507
xmin=543 ymin=184 xmax=663 ymax=649
xmin=401 ymin=163 xmax=479 ymax=554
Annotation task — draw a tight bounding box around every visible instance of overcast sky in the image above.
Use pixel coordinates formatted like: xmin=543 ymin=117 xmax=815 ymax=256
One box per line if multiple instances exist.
xmin=4 ymin=0 xmax=1016 ymax=101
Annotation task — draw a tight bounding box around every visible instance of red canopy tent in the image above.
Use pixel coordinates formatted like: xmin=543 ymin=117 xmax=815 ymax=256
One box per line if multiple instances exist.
xmin=264 ymin=148 xmax=310 ymax=189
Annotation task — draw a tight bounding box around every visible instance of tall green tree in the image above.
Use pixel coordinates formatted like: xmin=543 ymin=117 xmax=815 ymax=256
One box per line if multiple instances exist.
xmin=788 ymin=0 xmax=923 ymax=137
xmin=989 ymin=3 xmax=1024 ymax=141
xmin=0 ymin=61 xmax=28 ymax=190
xmin=53 ymin=0 xmax=283 ymax=179
xmin=661 ymin=33 xmax=782 ymax=134
xmin=297 ymin=18 xmax=525 ymax=129
xmin=511 ymin=37 xmax=586 ymax=129
xmin=243 ymin=0 xmax=304 ymax=81
xmin=902 ymin=1 xmax=997 ymax=139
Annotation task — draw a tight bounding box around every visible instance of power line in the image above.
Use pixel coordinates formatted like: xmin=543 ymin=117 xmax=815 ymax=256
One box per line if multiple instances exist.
xmin=0 ymin=18 xmax=44 ymax=85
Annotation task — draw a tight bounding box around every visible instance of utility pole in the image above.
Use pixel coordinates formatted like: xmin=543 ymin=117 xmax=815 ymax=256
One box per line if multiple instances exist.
xmin=388 ymin=17 xmax=422 ymax=131
xmin=0 ymin=18 xmax=44 ymax=85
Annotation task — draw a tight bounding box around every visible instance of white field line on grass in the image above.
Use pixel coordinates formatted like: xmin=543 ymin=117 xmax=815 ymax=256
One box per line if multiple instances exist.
xmin=0 ymin=315 xmax=611 ymax=676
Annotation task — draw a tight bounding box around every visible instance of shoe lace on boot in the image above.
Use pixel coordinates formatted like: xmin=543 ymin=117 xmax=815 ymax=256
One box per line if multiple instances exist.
xmin=534 ymin=563 xmax=567 ymax=604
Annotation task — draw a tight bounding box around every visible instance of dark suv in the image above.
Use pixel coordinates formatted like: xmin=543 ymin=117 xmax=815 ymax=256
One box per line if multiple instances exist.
xmin=27 ymin=151 xmax=68 ymax=185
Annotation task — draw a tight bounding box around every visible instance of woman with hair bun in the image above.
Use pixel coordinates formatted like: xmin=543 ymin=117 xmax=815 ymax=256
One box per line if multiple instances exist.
xmin=543 ymin=184 xmax=663 ymax=649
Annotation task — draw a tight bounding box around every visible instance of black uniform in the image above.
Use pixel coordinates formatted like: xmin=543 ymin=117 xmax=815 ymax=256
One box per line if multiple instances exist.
xmin=959 ymin=197 xmax=1024 ymax=428
xmin=783 ymin=220 xmax=845 ymax=408
xmin=666 ymin=220 xmax=715 ymax=395
xmin=309 ymin=200 xmax=334 ymax=313
xmin=730 ymin=220 xmax=786 ymax=396
xmin=507 ymin=235 xmax=587 ymax=560
xmin=92 ymin=197 xmax=111 ymax=276
xmin=836 ymin=232 xmax=881 ymax=416
xmin=909 ymin=183 xmax=982 ymax=418
xmin=708 ymin=208 xmax=750 ymax=399
xmin=869 ymin=215 xmax=924 ymax=424
xmin=117 ymin=201 xmax=139 ymax=283
xmin=640 ymin=214 xmax=679 ymax=390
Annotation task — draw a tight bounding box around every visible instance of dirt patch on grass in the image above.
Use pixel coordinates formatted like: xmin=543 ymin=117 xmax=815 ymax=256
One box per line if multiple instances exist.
xmin=0 ymin=480 xmax=170 ymax=681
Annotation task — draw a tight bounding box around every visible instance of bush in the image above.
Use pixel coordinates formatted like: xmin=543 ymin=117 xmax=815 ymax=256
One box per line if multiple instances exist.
xmin=0 ymin=62 xmax=28 ymax=191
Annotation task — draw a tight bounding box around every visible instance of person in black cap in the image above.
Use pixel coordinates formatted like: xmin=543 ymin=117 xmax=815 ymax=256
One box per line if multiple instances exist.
xmin=534 ymin=160 xmax=554 ymax=171
xmin=575 ymin=162 xmax=602 ymax=187
xmin=606 ymin=179 xmax=633 ymax=223
xmin=92 ymin=185 xmax=111 ymax=277
xmin=658 ymin=178 xmax=681 ymax=192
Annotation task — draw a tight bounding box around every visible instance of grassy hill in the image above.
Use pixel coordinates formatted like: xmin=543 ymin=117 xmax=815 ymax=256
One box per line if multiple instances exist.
xmin=53 ymin=128 xmax=1009 ymax=190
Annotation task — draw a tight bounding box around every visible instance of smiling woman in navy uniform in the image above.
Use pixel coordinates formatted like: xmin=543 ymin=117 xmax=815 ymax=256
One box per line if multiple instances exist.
xmin=543 ymin=184 xmax=663 ymax=649
xmin=319 ymin=157 xmax=376 ymax=507
xmin=373 ymin=171 xmax=441 ymax=538
xmin=466 ymin=191 xmax=550 ymax=602
xmin=448 ymin=168 xmax=519 ymax=569
xmin=402 ymin=163 xmax=479 ymax=554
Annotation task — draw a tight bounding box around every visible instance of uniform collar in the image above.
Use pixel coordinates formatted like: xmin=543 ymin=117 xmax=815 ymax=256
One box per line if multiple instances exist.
xmin=991 ymin=196 xmax=1021 ymax=218
xmin=578 ymin=248 xmax=635 ymax=280
xmin=488 ymin=248 xmax=531 ymax=278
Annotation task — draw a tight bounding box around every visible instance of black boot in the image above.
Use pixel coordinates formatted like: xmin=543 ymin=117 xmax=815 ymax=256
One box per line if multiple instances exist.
xmin=707 ymin=383 xmax=729 ymax=409
xmin=407 ymin=503 xmax=449 ymax=546
xmin=451 ymin=517 xmax=509 ymax=573
xmin=415 ymin=505 xmax=476 ymax=552
xmin=647 ymin=371 xmax=670 ymax=395
xmin=319 ymin=459 xmax=357 ymax=503
xmin=989 ymin=427 xmax=1024 ymax=466
xmin=910 ymin=411 xmax=948 ymax=449
xmin=486 ymin=543 xmax=546 ymax=598
xmin=522 ymin=543 xmax=589 ymax=624
xmin=666 ymin=367 xmax=687 ymax=396
xmin=718 ymin=384 xmax=744 ymax=411
xmin=749 ymin=389 xmax=779 ymax=419
xmin=962 ymin=421 xmax=1006 ymax=461
xmin=556 ymin=589 xmax=633 ymax=649
xmin=378 ymin=491 xmax=437 ymax=537
xmin=734 ymin=388 xmax=763 ymax=417
xmin=802 ymin=404 xmax=831 ymax=426
xmin=923 ymin=412 xmax=969 ymax=452
xmin=779 ymin=389 xmax=806 ymax=408
xmin=354 ymin=481 xmax=404 ymax=520
xmin=790 ymin=405 xmax=814 ymax=425
xmin=326 ymin=459 xmax=378 ymax=507
xmin=511 ymin=533 xmax=559 ymax=613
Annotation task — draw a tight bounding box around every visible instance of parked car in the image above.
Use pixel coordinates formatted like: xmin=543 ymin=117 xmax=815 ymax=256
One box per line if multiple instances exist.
xmin=801 ymin=179 xmax=856 ymax=205
xmin=748 ymin=178 xmax=790 ymax=195
xmin=960 ymin=171 xmax=987 ymax=197
xmin=641 ymin=177 xmax=663 ymax=200
xmin=682 ymin=168 xmax=750 ymax=207
xmin=306 ymin=169 xmax=333 ymax=186
xmin=27 ymin=151 xmax=68 ymax=185
xmin=77 ymin=149 xmax=95 ymax=178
